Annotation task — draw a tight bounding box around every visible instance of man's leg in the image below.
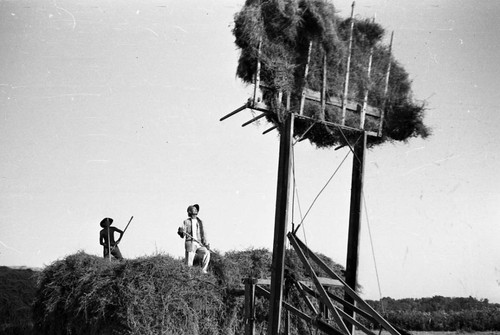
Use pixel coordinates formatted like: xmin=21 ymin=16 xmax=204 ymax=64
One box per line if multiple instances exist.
xmin=196 ymin=247 xmax=210 ymax=273
xmin=185 ymin=250 xmax=195 ymax=266
xmin=112 ymin=246 xmax=123 ymax=260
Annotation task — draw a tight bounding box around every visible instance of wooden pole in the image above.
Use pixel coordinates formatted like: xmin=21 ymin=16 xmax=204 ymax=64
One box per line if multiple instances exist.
xmin=284 ymin=286 xmax=291 ymax=335
xmin=341 ymin=1 xmax=355 ymax=125
xmin=344 ymin=131 xmax=367 ymax=333
xmin=321 ymin=53 xmax=327 ymax=119
xmin=268 ymin=113 xmax=295 ymax=335
xmin=361 ymin=26 xmax=374 ymax=129
xmin=378 ymin=31 xmax=394 ymax=136
xmin=253 ymin=39 xmax=263 ymax=106
xmin=244 ymin=278 xmax=257 ymax=335
xmin=299 ymin=41 xmax=313 ymax=115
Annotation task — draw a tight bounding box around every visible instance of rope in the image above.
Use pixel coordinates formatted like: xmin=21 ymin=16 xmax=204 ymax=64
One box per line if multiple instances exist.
xmin=290 ymin=121 xmax=387 ymax=318
xmin=291 ymin=142 xmax=308 ymax=251
xmin=329 ymin=122 xmax=357 ymax=156
xmin=362 ymin=190 xmax=386 ymax=315
xmin=293 ymin=121 xmax=317 ymax=146
xmin=295 ymin=147 xmax=351 ymax=232
xmin=290 ymin=143 xmax=298 ymax=250
xmin=291 ymin=143 xmax=303 ymax=234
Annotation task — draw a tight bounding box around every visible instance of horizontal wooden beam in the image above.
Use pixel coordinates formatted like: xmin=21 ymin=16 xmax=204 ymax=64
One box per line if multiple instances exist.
xmin=304 ymin=88 xmax=381 ymax=118
xmin=220 ymin=103 xmax=248 ymax=121
xmin=242 ymin=112 xmax=267 ymax=127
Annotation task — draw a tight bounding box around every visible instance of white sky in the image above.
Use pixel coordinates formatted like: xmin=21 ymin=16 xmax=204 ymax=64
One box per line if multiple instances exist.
xmin=1 ymin=0 xmax=499 ymax=303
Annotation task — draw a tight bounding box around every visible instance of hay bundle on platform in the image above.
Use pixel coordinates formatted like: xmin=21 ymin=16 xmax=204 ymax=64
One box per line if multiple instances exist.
xmin=233 ymin=0 xmax=430 ymax=147
xmin=32 ymin=252 xmax=223 ymax=335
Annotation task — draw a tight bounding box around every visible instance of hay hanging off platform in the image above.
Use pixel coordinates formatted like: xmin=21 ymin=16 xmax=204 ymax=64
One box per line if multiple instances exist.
xmin=233 ymin=0 xmax=430 ymax=147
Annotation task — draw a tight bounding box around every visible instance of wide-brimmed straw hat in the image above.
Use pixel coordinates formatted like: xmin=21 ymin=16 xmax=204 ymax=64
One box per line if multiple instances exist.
xmin=100 ymin=217 xmax=113 ymax=228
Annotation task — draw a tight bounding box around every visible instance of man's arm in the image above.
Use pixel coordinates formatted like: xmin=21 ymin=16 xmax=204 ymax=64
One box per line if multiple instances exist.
xmin=200 ymin=220 xmax=209 ymax=247
xmin=114 ymin=227 xmax=124 ymax=243
xmin=100 ymin=230 xmax=106 ymax=246
xmin=177 ymin=220 xmax=186 ymax=238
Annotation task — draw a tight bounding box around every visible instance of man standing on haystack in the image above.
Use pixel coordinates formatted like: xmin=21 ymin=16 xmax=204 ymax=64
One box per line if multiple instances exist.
xmin=99 ymin=217 xmax=124 ymax=260
xmin=177 ymin=204 xmax=210 ymax=273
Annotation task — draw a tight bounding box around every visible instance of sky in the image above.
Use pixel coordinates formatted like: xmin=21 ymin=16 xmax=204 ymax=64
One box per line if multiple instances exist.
xmin=1 ymin=0 xmax=499 ymax=304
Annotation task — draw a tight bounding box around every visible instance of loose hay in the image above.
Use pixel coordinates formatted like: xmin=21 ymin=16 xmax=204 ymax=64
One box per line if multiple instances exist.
xmin=33 ymin=252 xmax=223 ymax=335
xmin=33 ymin=249 xmax=347 ymax=335
xmin=233 ymin=0 xmax=430 ymax=147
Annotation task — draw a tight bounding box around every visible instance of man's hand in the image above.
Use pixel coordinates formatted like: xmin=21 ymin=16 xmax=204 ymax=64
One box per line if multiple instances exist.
xmin=177 ymin=227 xmax=185 ymax=238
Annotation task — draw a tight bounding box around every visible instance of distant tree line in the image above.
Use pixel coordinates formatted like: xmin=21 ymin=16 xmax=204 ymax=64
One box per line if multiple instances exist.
xmin=366 ymin=296 xmax=500 ymax=331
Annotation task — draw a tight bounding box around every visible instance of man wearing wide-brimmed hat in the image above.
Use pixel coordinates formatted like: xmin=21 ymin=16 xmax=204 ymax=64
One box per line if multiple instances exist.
xmin=99 ymin=217 xmax=124 ymax=260
xmin=177 ymin=204 xmax=210 ymax=273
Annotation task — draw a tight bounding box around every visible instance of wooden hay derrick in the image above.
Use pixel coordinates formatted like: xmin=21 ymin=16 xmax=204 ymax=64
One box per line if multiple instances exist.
xmin=222 ymin=11 xmax=389 ymax=147
xmin=223 ymin=0 xmax=429 ymax=147
xmin=222 ymin=2 xmax=430 ymax=334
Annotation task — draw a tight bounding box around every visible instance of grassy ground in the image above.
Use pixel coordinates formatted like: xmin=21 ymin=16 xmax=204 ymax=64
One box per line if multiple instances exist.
xmin=380 ymin=332 xmax=500 ymax=335
xmin=0 ymin=266 xmax=37 ymax=334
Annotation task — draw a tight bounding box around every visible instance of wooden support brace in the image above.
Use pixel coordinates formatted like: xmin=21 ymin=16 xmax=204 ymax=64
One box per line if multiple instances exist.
xmin=242 ymin=112 xmax=267 ymax=127
xmin=288 ymin=233 xmax=351 ymax=335
xmin=299 ymin=284 xmax=379 ymax=326
xmin=263 ymin=125 xmax=277 ymax=135
xmin=293 ymin=281 xmax=319 ymax=315
xmin=256 ymin=285 xmax=344 ymax=335
xmin=335 ymin=305 xmax=378 ymax=335
xmin=290 ymin=233 xmax=402 ymax=335
xmin=220 ymin=103 xmax=248 ymax=121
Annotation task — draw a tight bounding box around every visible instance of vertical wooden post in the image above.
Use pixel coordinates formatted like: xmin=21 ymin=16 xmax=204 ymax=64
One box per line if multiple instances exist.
xmin=299 ymin=41 xmax=313 ymax=115
xmin=344 ymin=131 xmax=367 ymax=333
xmin=253 ymin=39 xmax=263 ymax=106
xmin=245 ymin=277 xmax=257 ymax=335
xmin=284 ymin=309 xmax=291 ymax=335
xmin=284 ymin=280 xmax=291 ymax=335
xmin=321 ymin=53 xmax=327 ymax=119
xmin=320 ymin=287 xmax=330 ymax=320
xmin=268 ymin=113 xmax=295 ymax=335
xmin=361 ymin=37 xmax=374 ymax=129
xmin=341 ymin=1 xmax=355 ymax=125
xmin=378 ymin=31 xmax=394 ymax=136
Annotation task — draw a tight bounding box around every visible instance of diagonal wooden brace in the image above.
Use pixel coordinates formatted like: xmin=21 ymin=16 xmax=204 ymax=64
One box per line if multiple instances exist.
xmin=289 ymin=232 xmax=402 ymax=335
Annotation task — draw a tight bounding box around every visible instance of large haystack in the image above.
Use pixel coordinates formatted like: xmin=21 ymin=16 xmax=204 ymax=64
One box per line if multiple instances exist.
xmin=233 ymin=0 xmax=430 ymax=147
xmin=33 ymin=249 xmax=346 ymax=335
xmin=33 ymin=252 xmax=223 ymax=335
